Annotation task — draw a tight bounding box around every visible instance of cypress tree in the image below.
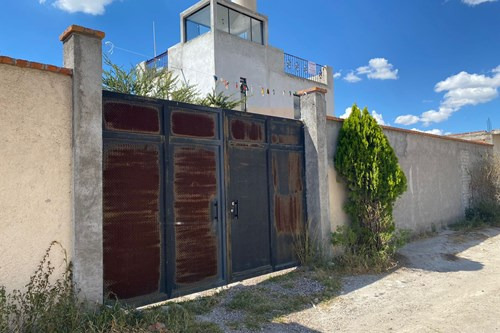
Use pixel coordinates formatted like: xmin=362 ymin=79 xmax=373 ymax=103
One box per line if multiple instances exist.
xmin=334 ymin=105 xmax=407 ymax=254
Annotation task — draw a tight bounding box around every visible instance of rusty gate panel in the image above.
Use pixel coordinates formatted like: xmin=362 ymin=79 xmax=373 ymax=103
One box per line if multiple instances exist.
xmin=227 ymin=145 xmax=272 ymax=279
xmin=103 ymin=141 xmax=162 ymax=300
xmin=229 ymin=118 xmax=265 ymax=142
xmin=270 ymin=121 xmax=302 ymax=146
xmin=171 ymin=145 xmax=220 ymax=288
xmin=270 ymin=150 xmax=305 ymax=268
xmin=171 ymin=109 xmax=217 ymax=139
xmin=103 ymin=101 xmax=161 ymax=134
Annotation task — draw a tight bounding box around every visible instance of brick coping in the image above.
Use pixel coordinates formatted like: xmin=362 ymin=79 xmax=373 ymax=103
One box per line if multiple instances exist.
xmin=296 ymin=87 xmax=328 ymax=96
xmin=0 ymin=56 xmax=73 ymax=77
xmin=60 ymin=25 xmax=105 ymax=42
xmin=326 ymin=115 xmax=493 ymax=147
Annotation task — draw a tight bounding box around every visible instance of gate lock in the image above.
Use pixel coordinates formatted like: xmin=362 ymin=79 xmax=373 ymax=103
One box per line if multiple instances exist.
xmin=230 ymin=200 xmax=239 ymax=220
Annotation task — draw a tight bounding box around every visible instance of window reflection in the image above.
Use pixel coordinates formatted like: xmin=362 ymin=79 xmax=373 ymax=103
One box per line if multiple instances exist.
xmin=216 ymin=5 xmax=229 ymax=33
xmin=185 ymin=5 xmax=211 ymax=42
xmin=229 ymin=9 xmax=251 ymax=40
xmin=216 ymin=4 xmax=263 ymax=45
xmin=251 ymin=18 xmax=262 ymax=45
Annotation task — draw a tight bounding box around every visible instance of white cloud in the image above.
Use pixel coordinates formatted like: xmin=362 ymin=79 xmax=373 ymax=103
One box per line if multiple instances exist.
xmin=395 ymin=65 xmax=500 ymax=126
xmin=356 ymin=58 xmax=399 ymax=80
xmin=371 ymin=111 xmax=387 ymax=126
xmin=340 ymin=107 xmax=387 ymax=125
xmin=42 ymin=0 xmax=116 ymax=15
xmin=340 ymin=107 xmax=352 ymax=119
xmin=462 ymin=0 xmax=497 ymax=6
xmin=333 ymin=71 xmax=342 ymax=79
xmin=395 ymin=114 xmax=420 ymax=125
xmin=411 ymin=128 xmax=445 ymax=136
xmin=419 ymin=108 xmax=454 ymax=125
xmin=344 ymin=71 xmax=361 ymax=83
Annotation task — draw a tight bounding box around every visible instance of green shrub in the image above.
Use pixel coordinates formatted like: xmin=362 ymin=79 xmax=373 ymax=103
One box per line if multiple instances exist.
xmin=333 ymin=105 xmax=407 ymax=269
xmin=102 ymin=56 xmax=242 ymax=109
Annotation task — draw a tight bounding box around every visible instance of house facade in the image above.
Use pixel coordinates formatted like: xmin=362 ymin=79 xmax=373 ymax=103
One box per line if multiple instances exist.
xmin=145 ymin=0 xmax=334 ymax=119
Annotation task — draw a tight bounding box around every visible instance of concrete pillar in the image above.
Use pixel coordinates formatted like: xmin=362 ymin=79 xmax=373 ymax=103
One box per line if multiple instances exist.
xmin=60 ymin=25 xmax=105 ymax=304
xmin=296 ymin=87 xmax=332 ymax=256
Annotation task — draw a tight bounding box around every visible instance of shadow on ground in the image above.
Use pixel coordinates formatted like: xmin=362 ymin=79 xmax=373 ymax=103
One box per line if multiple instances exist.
xmin=398 ymin=227 xmax=500 ymax=273
xmin=182 ymin=228 xmax=500 ymax=332
xmin=340 ymin=227 xmax=500 ymax=296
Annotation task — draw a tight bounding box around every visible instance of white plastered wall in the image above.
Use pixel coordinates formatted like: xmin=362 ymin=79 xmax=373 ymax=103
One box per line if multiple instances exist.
xmin=0 ymin=64 xmax=72 ymax=293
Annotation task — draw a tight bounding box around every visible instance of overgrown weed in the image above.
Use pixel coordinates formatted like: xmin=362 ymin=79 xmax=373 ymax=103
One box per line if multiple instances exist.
xmin=331 ymin=227 xmax=410 ymax=274
xmin=451 ymin=156 xmax=500 ymax=232
xmin=0 ymin=242 xmax=221 ymax=333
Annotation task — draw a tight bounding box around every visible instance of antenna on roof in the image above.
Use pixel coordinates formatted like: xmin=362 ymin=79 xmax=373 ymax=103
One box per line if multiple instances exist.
xmin=153 ymin=21 xmax=157 ymax=57
xmin=487 ymin=118 xmax=492 ymax=133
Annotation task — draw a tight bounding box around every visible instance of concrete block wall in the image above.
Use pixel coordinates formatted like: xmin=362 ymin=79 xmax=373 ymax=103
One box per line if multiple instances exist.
xmin=326 ymin=117 xmax=493 ymax=234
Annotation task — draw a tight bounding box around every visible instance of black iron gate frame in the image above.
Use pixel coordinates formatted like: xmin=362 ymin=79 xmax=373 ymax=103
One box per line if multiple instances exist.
xmin=102 ymin=90 xmax=306 ymax=306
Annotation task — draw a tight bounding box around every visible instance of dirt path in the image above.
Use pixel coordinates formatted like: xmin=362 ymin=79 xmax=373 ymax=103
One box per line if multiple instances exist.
xmin=283 ymin=228 xmax=500 ymax=333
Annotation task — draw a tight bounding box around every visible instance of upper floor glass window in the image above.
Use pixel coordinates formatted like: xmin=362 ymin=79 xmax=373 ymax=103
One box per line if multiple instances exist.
xmin=216 ymin=5 xmax=229 ymax=33
xmin=216 ymin=4 xmax=263 ymax=45
xmin=185 ymin=5 xmax=211 ymax=42
xmin=251 ymin=18 xmax=262 ymax=44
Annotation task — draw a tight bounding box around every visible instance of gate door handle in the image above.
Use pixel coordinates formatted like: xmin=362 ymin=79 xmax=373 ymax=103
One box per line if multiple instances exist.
xmin=230 ymin=200 xmax=239 ymax=220
xmin=213 ymin=200 xmax=218 ymax=221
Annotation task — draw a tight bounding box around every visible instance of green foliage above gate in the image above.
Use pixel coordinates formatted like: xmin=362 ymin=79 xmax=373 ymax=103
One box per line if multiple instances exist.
xmin=102 ymin=56 xmax=242 ymax=109
xmin=333 ymin=104 xmax=407 ymax=260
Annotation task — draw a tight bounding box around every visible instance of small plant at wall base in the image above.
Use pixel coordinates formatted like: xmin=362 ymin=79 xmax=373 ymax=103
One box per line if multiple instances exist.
xmin=451 ymin=155 xmax=500 ymax=230
xmin=333 ymin=104 xmax=408 ymax=272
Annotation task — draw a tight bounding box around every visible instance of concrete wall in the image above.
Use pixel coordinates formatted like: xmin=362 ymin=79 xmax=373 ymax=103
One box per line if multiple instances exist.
xmin=326 ymin=118 xmax=493 ymax=233
xmin=0 ymin=63 xmax=73 ymax=293
xmin=493 ymin=133 xmax=500 ymax=155
xmin=168 ymin=30 xmax=216 ymax=97
xmin=449 ymin=130 xmax=500 ymax=156
xmin=214 ymin=31 xmax=333 ymax=118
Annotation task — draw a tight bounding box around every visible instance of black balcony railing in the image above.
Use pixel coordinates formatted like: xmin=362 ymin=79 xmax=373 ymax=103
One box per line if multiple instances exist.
xmin=284 ymin=53 xmax=327 ymax=84
xmin=145 ymin=51 xmax=168 ymax=69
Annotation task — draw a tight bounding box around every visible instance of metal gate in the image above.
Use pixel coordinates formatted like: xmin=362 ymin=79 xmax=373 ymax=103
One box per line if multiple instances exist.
xmin=102 ymin=91 xmax=305 ymax=305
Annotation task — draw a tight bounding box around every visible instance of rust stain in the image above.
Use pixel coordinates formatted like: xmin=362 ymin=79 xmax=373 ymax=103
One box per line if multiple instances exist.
xmin=271 ymin=122 xmax=301 ymax=145
xmin=104 ymin=102 xmax=160 ymax=134
xmin=230 ymin=119 xmax=264 ymax=142
xmin=273 ymin=151 xmax=304 ymax=234
xmin=171 ymin=110 xmax=216 ymax=138
xmin=103 ymin=143 xmax=161 ymax=299
xmin=173 ymin=146 xmax=218 ymax=285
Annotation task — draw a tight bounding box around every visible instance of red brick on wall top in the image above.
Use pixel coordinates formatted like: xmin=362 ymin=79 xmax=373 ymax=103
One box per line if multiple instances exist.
xmin=0 ymin=56 xmax=72 ymax=76
xmin=59 ymin=25 xmax=105 ymax=42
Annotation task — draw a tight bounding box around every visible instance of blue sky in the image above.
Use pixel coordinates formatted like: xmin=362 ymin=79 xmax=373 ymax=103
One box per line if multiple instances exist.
xmin=1 ymin=0 xmax=499 ymax=135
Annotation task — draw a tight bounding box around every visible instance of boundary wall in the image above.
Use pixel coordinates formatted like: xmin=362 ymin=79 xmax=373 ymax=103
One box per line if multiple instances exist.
xmin=325 ymin=116 xmax=493 ymax=233
xmin=0 ymin=57 xmax=73 ymax=293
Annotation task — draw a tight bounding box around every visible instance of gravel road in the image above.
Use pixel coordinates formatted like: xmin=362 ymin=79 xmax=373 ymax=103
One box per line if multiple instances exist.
xmin=282 ymin=228 xmax=500 ymax=333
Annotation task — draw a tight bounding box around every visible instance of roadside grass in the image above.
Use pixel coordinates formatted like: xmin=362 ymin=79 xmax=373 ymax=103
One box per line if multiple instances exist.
xmin=223 ymin=267 xmax=341 ymax=330
xmin=0 ymin=240 xmax=340 ymax=332
xmin=180 ymin=293 xmax=225 ymax=316
xmin=449 ymin=217 xmax=500 ymax=232
xmin=0 ymin=242 xmax=223 ymax=333
xmin=13 ymin=219 xmax=499 ymax=332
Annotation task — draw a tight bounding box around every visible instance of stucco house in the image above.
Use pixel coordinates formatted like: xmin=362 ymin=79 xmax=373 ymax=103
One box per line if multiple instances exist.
xmin=143 ymin=0 xmax=334 ymax=119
